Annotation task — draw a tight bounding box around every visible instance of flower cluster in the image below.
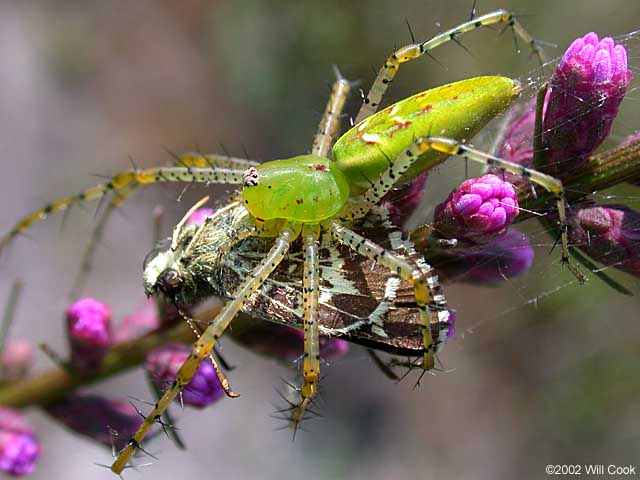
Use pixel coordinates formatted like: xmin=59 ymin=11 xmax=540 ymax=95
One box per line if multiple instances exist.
xmin=544 ymin=32 xmax=631 ymax=178
xmin=66 ymin=298 xmax=111 ymax=372
xmin=569 ymin=204 xmax=640 ymax=276
xmin=433 ymin=174 xmax=520 ymax=244
xmin=45 ymin=395 xmax=142 ymax=451
xmin=145 ymin=343 xmax=225 ymax=408
xmin=0 ymin=408 xmax=39 ymax=476
xmin=427 ymin=31 xmax=635 ymax=284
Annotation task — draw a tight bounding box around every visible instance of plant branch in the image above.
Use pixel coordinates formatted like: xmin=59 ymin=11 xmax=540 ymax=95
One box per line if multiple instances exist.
xmin=0 ymin=321 xmax=195 ymax=409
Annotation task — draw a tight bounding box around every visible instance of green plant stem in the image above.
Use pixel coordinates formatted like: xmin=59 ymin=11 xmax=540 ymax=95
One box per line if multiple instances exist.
xmin=0 ymin=321 xmax=194 ymax=409
xmin=518 ymin=139 xmax=640 ymax=216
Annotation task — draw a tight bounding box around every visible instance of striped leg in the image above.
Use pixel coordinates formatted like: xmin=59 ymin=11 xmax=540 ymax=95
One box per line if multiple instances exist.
xmin=356 ymin=9 xmax=545 ymax=123
xmin=395 ymin=226 xmax=451 ymax=354
xmin=330 ymin=221 xmax=435 ymax=370
xmin=111 ymin=225 xmax=297 ymax=474
xmin=70 ymin=153 xmax=258 ymax=297
xmin=0 ymin=166 xmax=247 ymax=255
xmin=311 ymin=68 xmax=352 ymax=157
xmin=366 ymin=209 xmax=451 ymax=376
xmin=184 ymin=318 xmax=240 ymax=399
xmin=368 ymin=206 xmax=450 ymax=350
xmin=340 ymin=135 xmax=582 ymax=281
xmin=289 ymin=224 xmax=321 ymax=429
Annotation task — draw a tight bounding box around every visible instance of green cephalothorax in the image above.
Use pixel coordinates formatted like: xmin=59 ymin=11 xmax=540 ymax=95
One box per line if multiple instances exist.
xmin=242 ymin=155 xmax=350 ymax=222
xmin=333 ymin=76 xmax=521 ymax=194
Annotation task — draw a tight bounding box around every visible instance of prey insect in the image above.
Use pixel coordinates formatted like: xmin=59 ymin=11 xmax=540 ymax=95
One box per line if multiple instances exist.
xmin=0 ymin=10 xmax=580 ymax=474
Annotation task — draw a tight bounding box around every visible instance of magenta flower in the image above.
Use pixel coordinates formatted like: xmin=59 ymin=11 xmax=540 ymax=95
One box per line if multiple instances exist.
xmin=45 ymin=394 xmax=143 ymax=451
xmin=498 ymin=97 xmax=538 ymax=169
xmin=0 ymin=340 xmax=34 ymax=381
xmin=433 ymin=174 xmax=519 ymax=243
xmin=497 ymin=33 xmax=631 ymax=180
xmin=66 ymin=298 xmax=111 ymax=372
xmin=145 ymin=343 xmax=225 ymax=408
xmin=0 ymin=407 xmax=39 ymax=476
xmin=434 ymin=230 xmax=535 ymax=284
xmin=446 ymin=310 xmax=457 ymax=338
xmin=185 ymin=208 xmax=216 ymax=227
xmin=543 ymin=32 xmax=632 ymax=177
xmin=228 ymin=318 xmax=349 ymax=363
xmin=570 ymin=204 xmax=640 ymax=277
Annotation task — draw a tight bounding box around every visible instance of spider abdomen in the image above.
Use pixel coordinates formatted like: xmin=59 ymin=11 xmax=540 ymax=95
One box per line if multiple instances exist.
xmin=332 ymin=76 xmax=521 ymax=194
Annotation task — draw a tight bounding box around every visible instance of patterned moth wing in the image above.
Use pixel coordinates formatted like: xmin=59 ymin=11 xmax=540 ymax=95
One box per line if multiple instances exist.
xmin=216 ymin=206 xmax=451 ymax=357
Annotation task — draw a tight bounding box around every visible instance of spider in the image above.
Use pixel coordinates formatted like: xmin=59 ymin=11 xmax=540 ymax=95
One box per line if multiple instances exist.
xmin=0 ymin=10 xmax=578 ymax=474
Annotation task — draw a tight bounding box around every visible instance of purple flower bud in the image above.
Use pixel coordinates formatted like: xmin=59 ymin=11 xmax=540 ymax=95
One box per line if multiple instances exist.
xmin=383 ymin=174 xmax=427 ymax=227
xmin=66 ymin=298 xmax=111 ymax=372
xmin=318 ymin=334 xmax=350 ymax=361
xmin=433 ymin=174 xmax=519 ymax=243
xmin=0 ymin=407 xmax=39 ymax=476
xmin=496 ymin=33 xmax=631 ymax=180
xmin=112 ymin=298 xmax=160 ymax=343
xmin=434 ymin=230 xmax=534 ymax=284
xmin=45 ymin=394 xmax=142 ymax=451
xmin=497 ymin=97 xmax=538 ymax=169
xmin=569 ymin=204 xmax=640 ymax=277
xmin=446 ymin=310 xmax=457 ymax=338
xmin=0 ymin=340 xmax=34 ymax=381
xmin=185 ymin=208 xmax=216 ymax=227
xmin=543 ymin=32 xmax=632 ymax=177
xmin=145 ymin=343 xmax=224 ymax=408
xmin=228 ymin=317 xmax=349 ymax=363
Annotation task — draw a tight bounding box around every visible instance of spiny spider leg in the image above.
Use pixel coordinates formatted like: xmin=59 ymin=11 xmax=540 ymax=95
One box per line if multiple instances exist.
xmin=340 ymin=135 xmax=582 ymax=281
xmin=311 ymin=67 xmax=352 ymax=157
xmin=356 ymin=9 xmax=546 ymax=123
xmin=289 ymin=224 xmax=321 ymax=429
xmin=0 ymin=165 xmax=247 ymax=255
xmin=184 ymin=318 xmax=240 ymax=398
xmin=70 ymin=153 xmax=259 ymax=298
xmin=111 ymin=224 xmax=298 ymax=474
xmin=208 ymin=353 xmax=239 ymax=397
xmin=399 ymin=226 xmax=450 ymax=351
xmin=330 ymin=221 xmax=435 ymax=370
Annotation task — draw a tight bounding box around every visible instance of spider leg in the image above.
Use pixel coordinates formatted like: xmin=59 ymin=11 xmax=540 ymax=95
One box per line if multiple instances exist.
xmin=364 ymin=206 xmax=450 ymax=361
xmin=110 ymin=224 xmax=298 ymax=474
xmin=0 ymin=165 xmax=248 ymax=256
xmin=311 ymin=67 xmax=352 ymax=157
xmin=288 ymin=224 xmax=321 ymax=430
xmin=356 ymin=9 xmax=545 ymax=122
xmin=69 ymin=153 xmax=259 ymax=298
xmin=184 ymin=318 xmax=240 ymax=398
xmin=330 ymin=220 xmax=439 ymax=370
xmin=340 ymin=135 xmax=582 ymax=282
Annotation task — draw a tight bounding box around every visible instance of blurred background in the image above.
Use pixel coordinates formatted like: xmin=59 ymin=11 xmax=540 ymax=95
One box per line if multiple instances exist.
xmin=1 ymin=0 xmax=640 ymax=478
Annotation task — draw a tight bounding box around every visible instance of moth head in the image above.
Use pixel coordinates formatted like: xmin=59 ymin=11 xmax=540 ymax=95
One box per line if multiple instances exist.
xmin=143 ymin=247 xmax=184 ymax=299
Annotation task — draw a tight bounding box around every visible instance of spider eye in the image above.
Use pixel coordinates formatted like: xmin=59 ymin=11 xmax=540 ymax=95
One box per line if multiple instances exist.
xmin=158 ymin=269 xmax=182 ymax=292
xmin=242 ymin=167 xmax=259 ymax=187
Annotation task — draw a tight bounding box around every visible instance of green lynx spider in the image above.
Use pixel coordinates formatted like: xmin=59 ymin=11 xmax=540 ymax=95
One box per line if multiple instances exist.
xmin=0 ymin=10 xmax=579 ymax=474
